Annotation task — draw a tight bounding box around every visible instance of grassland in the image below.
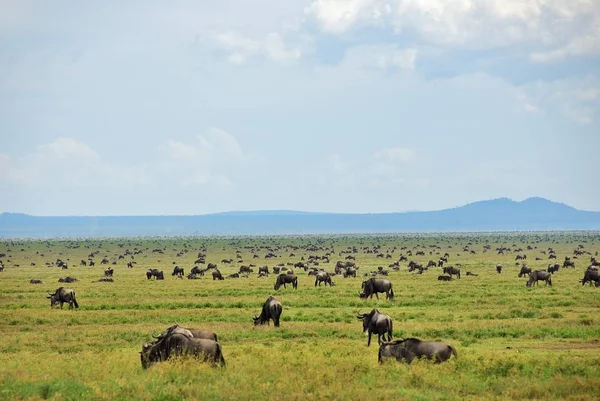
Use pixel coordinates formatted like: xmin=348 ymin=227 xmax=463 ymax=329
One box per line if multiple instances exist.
xmin=0 ymin=233 xmax=599 ymax=400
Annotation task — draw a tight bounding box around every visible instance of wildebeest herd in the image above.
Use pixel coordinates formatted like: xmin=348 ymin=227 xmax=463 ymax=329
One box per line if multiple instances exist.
xmin=1 ymin=234 xmax=598 ymax=373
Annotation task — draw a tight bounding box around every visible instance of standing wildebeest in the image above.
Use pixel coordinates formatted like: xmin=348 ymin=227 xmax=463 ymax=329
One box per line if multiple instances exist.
xmin=258 ymin=266 xmax=269 ymax=276
xmin=581 ymin=267 xmax=599 ymax=286
xmin=172 ymin=266 xmax=184 ymax=277
xmin=443 ymin=266 xmax=461 ymax=279
xmin=274 ymin=273 xmax=298 ymax=290
xmin=140 ymin=328 xmax=224 ymax=369
xmin=359 ymin=278 xmax=394 ymax=300
xmin=212 ymin=270 xmax=224 ymax=281
xmin=253 ymin=296 xmax=283 ymax=327
xmin=343 ymin=267 xmax=357 ymax=278
xmin=547 ymin=263 xmax=560 ymax=274
xmin=47 ymin=287 xmax=79 ymax=309
xmin=315 ymin=271 xmax=335 ymax=287
xmin=496 ymin=264 xmax=502 ymax=274
xmin=104 ymin=268 xmax=114 ymax=277
xmin=380 ymin=338 xmax=457 ymax=364
xmin=153 ymin=324 xmax=218 ymax=342
xmin=357 ymin=309 xmax=393 ymax=346
xmin=563 ymin=258 xmax=575 ymax=268
xmin=526 ymin=270 xmax=552 ymax=287
xmin=191 ymin=266 xmax=207 ymax=276
xmin=146 ymin=269 xmax=164 ymax=280
xmin=518 ymin=265 xmax=532 ymax=278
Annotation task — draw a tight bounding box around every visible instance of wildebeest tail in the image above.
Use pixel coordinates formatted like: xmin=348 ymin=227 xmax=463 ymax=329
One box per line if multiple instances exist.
xmin=217 ymin=343 xmax=226 ymax=367
xmin=389 ymin=287 xmax=394 ymax=300
xmin=72 ymin=292 xmax=79 ymax=308
xmin=449 ymin=345 xmax=457 ymax=359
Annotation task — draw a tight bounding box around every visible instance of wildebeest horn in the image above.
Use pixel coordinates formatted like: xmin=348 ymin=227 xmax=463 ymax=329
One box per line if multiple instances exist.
xmin=151 ymin=332 xmax=162 ymax=339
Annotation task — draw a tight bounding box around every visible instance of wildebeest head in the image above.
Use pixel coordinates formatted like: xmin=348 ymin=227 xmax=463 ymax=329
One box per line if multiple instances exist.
xmin=47 ymin=293 xmax=58 ymax=307
xmin=139 ymin=342 xmax=156 ymax=369
xmin=356 ymin=309 xmax=378 ymax=333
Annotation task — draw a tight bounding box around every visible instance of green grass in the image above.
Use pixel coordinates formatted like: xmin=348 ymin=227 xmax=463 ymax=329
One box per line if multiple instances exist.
xmin=0 ymin=233 xmax=599 ymax=400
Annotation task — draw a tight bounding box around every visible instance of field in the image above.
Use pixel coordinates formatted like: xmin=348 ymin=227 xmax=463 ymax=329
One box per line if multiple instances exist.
xmin=1 ymin=233 xmax=599 ymax=401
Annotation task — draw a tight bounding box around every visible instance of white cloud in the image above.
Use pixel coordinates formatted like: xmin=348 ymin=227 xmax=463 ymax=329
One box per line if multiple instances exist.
xmin=375 ymin=147 xmax=416 ymax=163
xmin=213 ymin=31 xmax=303 ymax=65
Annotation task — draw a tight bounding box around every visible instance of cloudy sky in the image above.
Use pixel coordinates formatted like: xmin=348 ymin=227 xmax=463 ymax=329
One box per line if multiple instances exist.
xmin=1 ymin=0 xmax=599 ymax=216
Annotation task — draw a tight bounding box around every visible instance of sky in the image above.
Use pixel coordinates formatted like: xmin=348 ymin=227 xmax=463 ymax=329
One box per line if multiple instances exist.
xmin=0 ymin=0 xmax=599 ymax=216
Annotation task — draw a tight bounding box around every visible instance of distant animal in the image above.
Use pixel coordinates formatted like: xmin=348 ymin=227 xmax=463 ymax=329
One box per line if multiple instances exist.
xmin=253 ymin=296 xmax=283 ymax=327
xmin=58 ymin=276 xmax=78 ymax=283
xmin=146 ymin=269 xmax=164 ymax=280
xmin=563 ymin=258 xmax=575 ymax=268
xmin=274 ymin=274 xmax=298 ymax=290
xmin=442 ymin=266 xmax=461 ymax=279
xmin=140 ymin=330 xmax=224 ymax=369
xmin=190 ymin=266 xmax=207 ymax=276
xmin=258 ymin=266 xmax=269 ymax=276
xmin=212 ymin=270 xmax=224 ymax=281
xmin=357 ymin=309 xmax=393 ymax=346
xmin=127 ymin=262 xmax=133 ymax=268
xmin=580 ymin=267 xmax=599 ymax=286
xmin=315 ymin=271 xmax=335 ymax=287
xmin=465 ymin=272 xmax=478 ymax=276
xmin=438 ymin=275 xmax=453 ymax=281
xmin=93 ymin=277 xmax=114 ymax=283
xmin=29 ymin=279 xmax=43 ymax=284
xmin=547 ymin=264 xmax=560 ymax=274
xmin=152 ymin=324 xmax=218 ymax=342
xmin=172 ymin=266 xmax=184 ymax=277
xmin=104 ymin=268 xmax=114 ymax=277
xmin=380 ymin=338 xmax=457 ymax=364
xmin=343 ymin=267 xmax=357 ymax=278
xmin=359 ymin=278 xmax=394 ymax=300
xmin=518 ymin=266 xmax=532 ymax=278
xmin=527 ymin=270 xmax=552 ymax=287
xmin=378 ymin=342 xmax=415 ymax=364
xmin=47 ymin=287 xmax=79 ymax=309
xmin=496 ymin=264 xmax=502 ymax=274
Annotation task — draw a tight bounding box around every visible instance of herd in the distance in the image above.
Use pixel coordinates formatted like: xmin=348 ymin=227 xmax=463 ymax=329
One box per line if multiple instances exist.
xmin=1 ymin=236 xmax=599 ymax=369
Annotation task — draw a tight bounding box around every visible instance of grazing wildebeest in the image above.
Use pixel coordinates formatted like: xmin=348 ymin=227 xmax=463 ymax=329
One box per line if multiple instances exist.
xmin=207 ymin=263 xmax=217 ymax=270
xmin=190 ymin=266 xmax=207 ymax=276
xmin=344 ymin=267 xmax=357 ymax=278
xmin=48 ymin=287 xmax=79 ymax=309
xmin=30 ymin=279 xmax=43 ymax=284
xmin=496 ymin=264 xmax=502 ymax=274
xmin=253 ymin=296 xmax=283 ymax=327
xmin=438 ymin=275 xmax=453 ymax=281
xmin=465 ymin=272 xmax=478 ymax=276
xmin=239 ymin=265 xmax=253 ymax=274
xmin=153 ymin=324 xmax=218 ymax=342
xmin=357 ymin=309 xmax=393 ymax=346
xmin=258 ymin=266 xmax=269 ymax=276
xmin=581 ymin=267 xmax=599 ymax=286
xmin=58 ymin=276 xmax=78 ymax=283
xmin=378 ymin=342 xmax=415 ymax=364
xmin=80 ymin=260 xmax=87 ymax=266
xmin=274 ymin=273 xmax=298 ymax=290
xmin=146 ymin=269 xmax=164 ymax=280
xmin=140 ymin=332 xmax=224 ymax=369
xmin=104 ymin=268 xmax=114 ymax=277
xmin=518 ymin=265 xmax=532 ymax=278
xmin=227 ymin=272 xmax=240 ymax=279
xmin=127 ymin=261 xmax=133 ymax=268
xmin=527 ymin=270 xmax=552 ymax=287
xmin=547 ymin=264 xmax=560 ymax=274
xmin=187 ymin=273 xmax=200 ymax=280
xmin=212 ymin=270 xmax=224 ymax=281
xmin=381 ymin=338 xmax=457 ymax=363
xmin=172 ymin=266 xmax=184 ymax=277
xmin=563 ymin=258 xmax=575 ymax=268
xmin=315 ymin=271 xmax=335 ymax=287
xmin=443 ymin=266 xmax=461 ymax=279
xmin=93 ymin=277 xmax=114 ymax=283
xmin=426 ymin=260 xmax=437 ymax=268
xmin=359 ymin=278 xmax=394 ymax=300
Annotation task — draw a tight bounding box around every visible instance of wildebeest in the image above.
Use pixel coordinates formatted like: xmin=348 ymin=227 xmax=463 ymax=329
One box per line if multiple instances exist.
xmin=563 ymin=258 xmax=575 ymax=268
xmin=442 ymin=266 xmax=461 ymax=279
xmin=190 ymin=266 xmax=207 ymax=276
xmin=378 ymin=342 xmax=415 ymax=364
xmin=104 ymin=268 xmax=114 ymax=277
xmin=359 ymin=278 xmax=394 ymax=300
xmin=140 ymin=330 xmax=224 ymax=369
xmin=438 ymin=275 xmax=453 ymax=281
xmin=152 ymin=324 xmax=218 ymax=342
xmin=526 ymin=270 xmax=552 ymax=287
xmin=253 ymin=296 xmax=283 ymax=327
xmin=547 ymin=263 xmax=560 ymax=274
xmin=29 ymin=279 xmax=43 ymax=284
xmin=239 ymin=265 xmax=253 ymax=274
xmin=496 ymin=264 xmax=502 ymax=274
xmin=187 ymin=273 xmax=200 ymax=280
xmin=518 ymin=265 xmax=532 ymax=278
xmin=146 ymin=269 xmax=164 ymax=280
xmin=343 ymin=267 xmax=357 ymax=278
xmin=315 ymin=271 xmax=335 ymax=287
xmin=258 ymin=266 xmax=269 ymax=276
xmin=380 ymin=338 xmax=457 ymax=363
xmin=172 ymin=266 xmax=184 ymax=277
xmin=58 ymin=276 xmax=78 ymax=283
xmin=212 ymin=270 xmax=224 ymax=280
xmin=465 ymin=272 xmax=478 ymax=276
xmin=357 ymin=309 xmax=393 ymax=346
xmin=274 ymin=273 xmax=298 ymax=290
xmin=48 ymin=287 xmax=79 ymax=309
xmin=93 ymin=277 xmax=114 ymax=283
xmin=581 ymin=267 xmax=599 ymax=286
xmin=227 ymin=272 xmax=240 ymax=279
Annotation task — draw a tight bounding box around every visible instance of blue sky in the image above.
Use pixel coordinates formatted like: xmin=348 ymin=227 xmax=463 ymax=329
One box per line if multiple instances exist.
xmin=1 ymin=0 xmax=599 ymax=215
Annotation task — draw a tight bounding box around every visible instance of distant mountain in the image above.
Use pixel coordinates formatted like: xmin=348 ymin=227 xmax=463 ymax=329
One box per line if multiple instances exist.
xmin=1 ymin=197 xmax=599 ymax=238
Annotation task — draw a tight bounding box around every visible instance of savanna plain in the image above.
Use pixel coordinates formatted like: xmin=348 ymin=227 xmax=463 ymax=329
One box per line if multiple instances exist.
xmin=0 ymin=233 xmax=599 ymax=401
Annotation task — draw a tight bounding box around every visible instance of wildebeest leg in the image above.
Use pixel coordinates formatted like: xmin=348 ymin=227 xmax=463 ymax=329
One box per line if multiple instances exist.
xmin=367 ymin=331 xmax=372 ymax=347
xmin=315 ymin=279 xmax=318 ymax=287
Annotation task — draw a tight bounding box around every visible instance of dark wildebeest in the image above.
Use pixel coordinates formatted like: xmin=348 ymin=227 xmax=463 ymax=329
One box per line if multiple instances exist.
xmin=581 ymin=267 xmax=599 ymax=286
xmin=274 ymin=274 xmax=298 ymax=290
xmin=212 ymin=270 xmax=224 ymax=281
xmin=315 ymin=271 xmax=335 ymax=287
xmin=258 ymin=266 xmax=269 ymax=276
xmin=93 ymin=277 xmax=114 ymax=283
xmin=563 ymin=258 xmax=575 ymax=268
xmin=191 ymin=266 xmax=207 ymax=276
xmin=253 ymin=296 xmax=283 ymax=327
xmin=227 ymin=272 xmax=240 ymax=279
xmin=357 ymin=308 xmax=393 ymax=346
xmin=527 ymin=270 xmax=552 ymax=287
xmin=465 ymin=272 xmax=478 ymax=276
xmin=344 ymin=267 xmax=357 ymax=278
xmin=359 ymin=278 xmax=394 ymax=300
xmin=443 ymin=266 xmax=461 ymax=279
xmin=496 ymin=264 xmax=502 ymax=274
xmin=547 ymin=264 xmax=559 ymax=274
xmin=380 ymin=338 xmax=457 ymax=364
xmin=30 ymin=279 xmax=43 ymax=284
xmin=426 ymin=260 xmax=437 ymax=268
xmin=239 ymin=265 xmax=253 ymax=274
xmin=378 ymin=342 xmax=415 ymax=364
xmin=48 ymin=287 xmax=79 ymax=310
xmin=207 ymin=263 xmax=217 ymax=270
xmin=152 ymin=324 xmax=218 ymax=342
xmin=438 ymin=275 xmax=453 ymax=281
xmin=104 ymin=268 xmax=114 ymax=277
xmin=58 ymin=277 xmax=78 ymax=283
xmin=140 ymin=329 xmax=224 ymax=369
xmin=172 ymin=266 xmax=184 ymax=277
xmin=146 ymin=269 xmax=164 ymax=280
xmin=187 ymin=273 xmax=200 ymax=280
xmin=518 ymin=265 xmax=532 ymax=278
